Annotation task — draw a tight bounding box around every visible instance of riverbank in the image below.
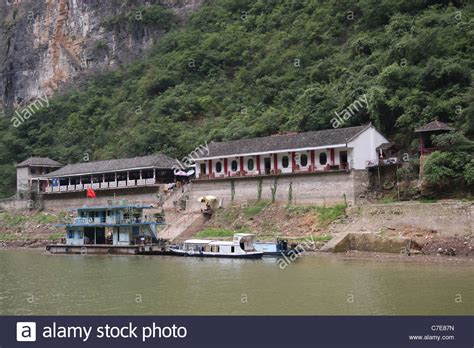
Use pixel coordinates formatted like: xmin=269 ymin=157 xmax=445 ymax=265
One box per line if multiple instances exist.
xmin=1 ymin=200 xmax=472 ymax=259
xmin=0 ymin=210 xmax=64 ymax=249
xmin=189 ymin=199 xmax=473 ymax=258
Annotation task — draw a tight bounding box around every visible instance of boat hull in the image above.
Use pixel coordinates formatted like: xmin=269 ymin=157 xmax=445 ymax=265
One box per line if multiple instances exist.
xmin=169 ymin=249 xmax=263 ymax=259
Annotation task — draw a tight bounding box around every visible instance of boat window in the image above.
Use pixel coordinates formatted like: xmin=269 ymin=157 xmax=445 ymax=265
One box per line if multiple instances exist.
xmin=320 ymin=152 xmax=327 ymax=165
xmin=247 ymin=159 xmax=254 ymax=171
xmin=231 ymin=160 xmax=238 ymax=171
xmin=67 ymin=229 xmax=74 ymax=239
xmin=215 ymin=162 xmax=222 ymax=173
xmin=282 ymin=156 xmax=289 ymax=168
xmin=300 ymin=154 xmax=308 ymax=166
xmin=77 ymin=231 xmax=83 ymax=239
xmin=231 ymin=246 xmax=234 ymax=253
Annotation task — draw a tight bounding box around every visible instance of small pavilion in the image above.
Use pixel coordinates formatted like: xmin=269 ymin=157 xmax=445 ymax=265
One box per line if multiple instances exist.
xmin=415 ymin=120 xmax=453 ymax=155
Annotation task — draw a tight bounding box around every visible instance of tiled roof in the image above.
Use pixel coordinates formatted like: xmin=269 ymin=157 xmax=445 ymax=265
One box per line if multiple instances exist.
xmin=198 ymin=125 xmax=370 ymax=159
xmin=415 ymin=120 xmax=454 ymax=133
xmin=16 ymin=157 xmax=62 ymax=168
xmin=376 ymin=142 xmax=400 ymax=151
xmin=44 ymin=154 xmax=177 ymax=177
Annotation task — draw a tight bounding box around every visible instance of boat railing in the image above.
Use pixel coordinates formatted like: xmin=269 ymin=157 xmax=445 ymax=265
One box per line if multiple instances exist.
xmin=118 ymin=217 xmax=161 ymax=224
xmin=74 ymin=217 xmax=87 ymax=224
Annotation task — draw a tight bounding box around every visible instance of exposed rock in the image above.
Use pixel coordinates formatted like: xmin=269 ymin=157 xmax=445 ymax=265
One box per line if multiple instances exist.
xmin=0 ymin=0 xmax=205 ymax=108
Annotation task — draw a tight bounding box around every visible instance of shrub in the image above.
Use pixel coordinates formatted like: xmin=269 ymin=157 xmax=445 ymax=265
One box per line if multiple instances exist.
xmin=424 ymin=151 xmax=470 ymax=188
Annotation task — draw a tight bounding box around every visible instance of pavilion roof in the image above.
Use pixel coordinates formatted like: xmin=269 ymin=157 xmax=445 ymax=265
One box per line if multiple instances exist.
xmin=415 ymin=120 xmax=454 ymax=133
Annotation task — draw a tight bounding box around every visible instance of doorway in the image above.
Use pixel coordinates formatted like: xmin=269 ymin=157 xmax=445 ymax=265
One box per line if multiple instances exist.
xmin=84 ymin=227 xmax=106 ymax=244
xmin=200 ymin=163 xmax=207 ymax=175
xmin=264 ymin=158 xmax=271 ymax=174
xmin=339 ymin=151 xmax=348 ymax=169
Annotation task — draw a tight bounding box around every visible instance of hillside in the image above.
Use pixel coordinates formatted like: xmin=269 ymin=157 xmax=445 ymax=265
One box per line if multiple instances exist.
xmin=1 ymin=0 xmax=473 ymax=197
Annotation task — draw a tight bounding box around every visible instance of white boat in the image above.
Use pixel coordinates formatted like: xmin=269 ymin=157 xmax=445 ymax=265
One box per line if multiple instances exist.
xmin=169 ymin=233 xmax=264 ymax=259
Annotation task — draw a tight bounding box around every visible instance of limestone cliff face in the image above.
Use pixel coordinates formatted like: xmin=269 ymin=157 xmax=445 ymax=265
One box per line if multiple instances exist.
xmin=0 ymin=0 xmax=203 ymax=108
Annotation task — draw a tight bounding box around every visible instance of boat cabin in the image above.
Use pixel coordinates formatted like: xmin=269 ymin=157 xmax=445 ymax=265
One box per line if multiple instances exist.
xmin=58 ymin=202 xmax=164 ymax=246
xmin=182 ymin=233 xmax=258 ymax=253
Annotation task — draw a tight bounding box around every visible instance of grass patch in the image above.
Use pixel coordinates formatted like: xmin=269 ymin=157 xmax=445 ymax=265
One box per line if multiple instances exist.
xmin=48 ymin=232 xmax=63 ymax=240
xmin=315 ymin=204 xmax=346 ymax=225
xmin=0 ymin=212 xmax=28 ymax=227
xmin=0 ymin=233 xmax=32 ymax=241
xmin=288 ymin=235 xmax=332 ymax=242
xmin=33 ymin=212 xmax=59 ymax=224
xmin=418 ymin=197 xmax=438 ymax=203
xmin=244 ymin=200 xmax=269 ymax=217
xmin=380 ymin=197 xmax=396 ymax=204
xmin=219 ymin=207 xmax=241 ymax=224
xmin=195 ymin=228 xmax=249 ymax=239
xmin=285 ymin=205 xmax=313 ymax=214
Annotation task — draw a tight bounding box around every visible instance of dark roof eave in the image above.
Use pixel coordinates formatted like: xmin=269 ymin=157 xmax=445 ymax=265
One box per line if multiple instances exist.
xmin=196 ymin=125 xmax=374 ymax=159
xmin=16 ymin=163 xmax=62 ymax=168
xmin=43 ymin=165 xmax=174 ymax=178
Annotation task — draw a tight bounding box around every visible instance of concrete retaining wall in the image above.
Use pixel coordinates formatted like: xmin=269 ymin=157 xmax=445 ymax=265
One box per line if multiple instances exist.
xmin=3 ymin=171 xmax=369 ymax=212
xmin=332 ymin=233 xmax=411 ymax=253
xmin=41 ymin=186 xmax=163 ymax=210
xmin=186 ymin=171 xmax=363 ymax=212
xmin=347 ymin=202 xmax=473 ymax=236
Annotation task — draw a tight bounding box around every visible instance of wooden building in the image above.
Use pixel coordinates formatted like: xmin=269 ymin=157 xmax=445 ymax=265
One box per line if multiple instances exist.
xmin=29 ymin=154 xmax=177 ymax=194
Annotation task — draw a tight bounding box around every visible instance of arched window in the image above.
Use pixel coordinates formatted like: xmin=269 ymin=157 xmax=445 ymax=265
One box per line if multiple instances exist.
xmin=231 ymin=160 xmax=238 ymax=171
xmin=247 ymin=158 xmax=254 ymax=171
xmin=319 ymin=152 xmax=327 ymax=165
xmin=282 ymin=156 xmax=289 ymax=168
xmin=300 ymin=154 xmax=308 ymax=166
xmin=216 ymin=162 xmax=222 ymax=173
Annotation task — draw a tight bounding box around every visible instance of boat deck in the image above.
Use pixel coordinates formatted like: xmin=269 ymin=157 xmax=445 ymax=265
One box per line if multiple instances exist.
xmin=46 ymin=244 xmax=172 ymax=255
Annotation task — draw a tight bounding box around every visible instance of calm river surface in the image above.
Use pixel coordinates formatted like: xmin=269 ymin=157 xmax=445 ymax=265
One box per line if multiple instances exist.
xmin=0 ymin=250 xmax=472 ymax=315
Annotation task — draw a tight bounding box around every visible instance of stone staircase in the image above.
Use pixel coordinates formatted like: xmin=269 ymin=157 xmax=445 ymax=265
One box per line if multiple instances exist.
xmin=159 ymin=211 xmax=205 ymax=241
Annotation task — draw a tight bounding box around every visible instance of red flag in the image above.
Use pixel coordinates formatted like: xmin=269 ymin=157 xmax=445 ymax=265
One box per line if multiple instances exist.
xmin=86 ymin=188 xmax=96 ymax=198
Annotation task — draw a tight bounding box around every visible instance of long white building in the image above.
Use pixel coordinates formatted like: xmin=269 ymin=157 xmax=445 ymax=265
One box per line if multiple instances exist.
xmin=194 ymin=124 xmax=389 ymax=179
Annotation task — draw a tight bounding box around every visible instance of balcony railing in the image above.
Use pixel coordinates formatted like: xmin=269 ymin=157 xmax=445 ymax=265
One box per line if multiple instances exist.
xmin=42 ymin=178 xmax=161 ymax=193
xmin=198 ymin=163 xmax=350 ymax=180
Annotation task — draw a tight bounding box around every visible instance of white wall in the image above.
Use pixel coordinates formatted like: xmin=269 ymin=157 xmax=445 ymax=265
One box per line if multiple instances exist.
xmin=66 ymin=228 xmax=84 ymax=246
xmin=16 ymin=167 xmax=30 ymax=193
xmin=348 ymin=126 xmax=389 ymax=169
xmin=113 ymin=227 xmax=131 ymax=245
xmin=195 ymin=126 xmax=389 ymax=176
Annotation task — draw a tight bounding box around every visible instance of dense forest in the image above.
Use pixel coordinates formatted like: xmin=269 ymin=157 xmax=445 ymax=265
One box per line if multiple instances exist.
xmin=1 ymin=0 xmax=473 ymax=197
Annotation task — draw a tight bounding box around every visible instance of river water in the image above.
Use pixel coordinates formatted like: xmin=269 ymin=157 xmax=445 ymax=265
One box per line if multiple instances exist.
xmin=0 ymin=250 xmax=472 ymax=315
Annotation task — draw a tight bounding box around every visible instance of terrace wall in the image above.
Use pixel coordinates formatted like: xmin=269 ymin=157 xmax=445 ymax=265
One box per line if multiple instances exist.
xmin=3 ymin=170 xmax=369 ymax=212
xmin=40 ymin=186 xmax=164 ymax=211
xmin=186 ymin=170 xmax=365 ymax=212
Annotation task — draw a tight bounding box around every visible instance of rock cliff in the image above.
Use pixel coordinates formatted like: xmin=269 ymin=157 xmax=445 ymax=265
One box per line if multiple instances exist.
xmin=0 ymin=0 xmax=203 ymax=108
